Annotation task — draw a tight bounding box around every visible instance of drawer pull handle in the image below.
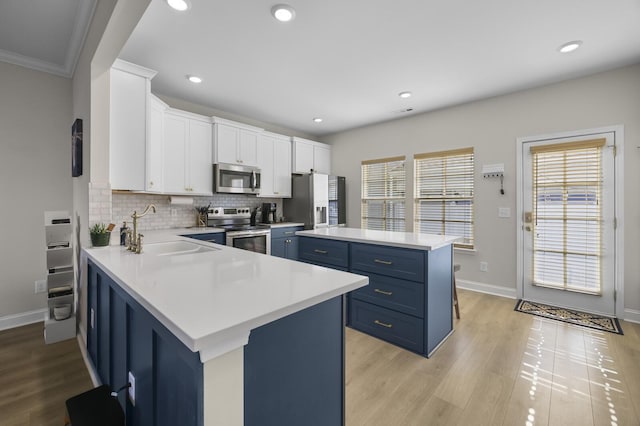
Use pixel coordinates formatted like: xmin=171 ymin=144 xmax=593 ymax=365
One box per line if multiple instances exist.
xmin=374 ymin=288 xmax=393 ymax=296
xmin=314 ymin=249 xmax=328 ymax=254
xmin=374 ymin=259 xmax=393 ymax=265
xmin=284 ymin=231 xmax=294 ymax=235
xmin=374 ymin=320 xmax=393 ymax=328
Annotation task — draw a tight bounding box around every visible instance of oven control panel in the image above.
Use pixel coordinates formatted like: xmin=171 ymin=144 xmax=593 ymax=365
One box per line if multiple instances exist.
xmin=207 ymin=207 xmax=251 ymax=218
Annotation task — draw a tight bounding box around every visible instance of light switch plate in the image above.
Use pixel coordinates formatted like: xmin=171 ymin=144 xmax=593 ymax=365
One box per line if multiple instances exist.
xmin=35 ymin=279 xmax=47 ymax=294
xmin=128 ymin=371 xmax=136 ymax=406
xmin=498 ymin=207 xmax=511 ymax=218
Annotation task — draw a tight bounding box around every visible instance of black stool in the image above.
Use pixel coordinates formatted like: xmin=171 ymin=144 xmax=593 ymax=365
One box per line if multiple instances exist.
xmin=65 ymin=385 xmax=125 ymax=426
xmin=453 ymin=264 xmax=461 ymax=319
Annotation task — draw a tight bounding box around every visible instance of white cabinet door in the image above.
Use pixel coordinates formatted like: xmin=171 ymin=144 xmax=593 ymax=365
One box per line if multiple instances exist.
xmin=313 ymin=144 xmax=331 ymax=174
xmin=110 ymin=67 xmax=147 ymax=190
xmin=257 ymin=135 xmax=275 ymax=197
xmin=163 ymin=113 xmax=188 ymax=194
xmin=146 ymin=95 xmax=166 ymax=192
xmin=238 ymin=129 xmax=259 ymax=166
xmin=273 ymin=137 xmax=292 ymax=197
xmin=215 ymin=123 xmax=239 ymax=164
xmin=292 ymin=138 xmax=314 ymax=174
xmin=188 ymin=119 xmax=213 ymax=194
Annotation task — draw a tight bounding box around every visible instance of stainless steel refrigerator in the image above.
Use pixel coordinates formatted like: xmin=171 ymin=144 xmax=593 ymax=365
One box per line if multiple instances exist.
xmin=284 ymin=174 xmax=346 ymax=229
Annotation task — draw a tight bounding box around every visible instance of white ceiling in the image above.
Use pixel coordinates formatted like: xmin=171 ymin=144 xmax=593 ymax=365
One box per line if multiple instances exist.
xmin=0 ymin=0 xmax=96 ymax=77
xmin=2 ymin=0 xmax=638 ymax=136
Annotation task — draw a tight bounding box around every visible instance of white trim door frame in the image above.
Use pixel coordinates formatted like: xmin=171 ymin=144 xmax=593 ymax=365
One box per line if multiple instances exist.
xmin=516 ymin=125 xmax=625 ymax=318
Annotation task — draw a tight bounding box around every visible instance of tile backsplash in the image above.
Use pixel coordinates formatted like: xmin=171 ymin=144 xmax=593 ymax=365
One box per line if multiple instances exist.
xmin=112 ymin=192 xmax=283 ymax=231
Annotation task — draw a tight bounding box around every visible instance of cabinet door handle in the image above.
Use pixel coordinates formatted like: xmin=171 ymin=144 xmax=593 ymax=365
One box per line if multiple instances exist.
xmin=284 ymin=231 xmax=294 ymax=235
xmin=314 ymin=249 xmax=328 ymax=254
xmin=374 ymin=320 xmax=393 ymax=328
xmin=374 ymin=288 xmax=393 ymax=296
xmin=374 ymin=259 xmax=393 ymax=265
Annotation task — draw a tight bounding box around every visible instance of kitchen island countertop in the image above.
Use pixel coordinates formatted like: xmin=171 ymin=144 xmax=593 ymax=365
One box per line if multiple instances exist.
xmin=297 ymin=227 xmax=461 ymax=250
xmin=83 ymin=229 xmax=368 ymax=362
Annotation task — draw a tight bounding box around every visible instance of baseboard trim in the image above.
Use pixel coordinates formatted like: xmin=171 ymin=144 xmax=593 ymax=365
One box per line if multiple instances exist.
xmin=456 ymin=279 xmax=517 ymax=299
xmin=0 ymin=308 xmax=47 ymax=331
xmin=623 ymin=308 xmax=640 ymax=324
xmin=76 ymin=329 xmax=101 ymax=386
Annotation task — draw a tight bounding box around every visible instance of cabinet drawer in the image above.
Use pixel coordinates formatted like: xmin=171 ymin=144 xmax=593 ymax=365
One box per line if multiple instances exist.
xmin=299 ymin=237 xmax=349 ymax=268
xmin=351 ymin=243 xmax=424 ymax=282
xmin=349 ymin=299 xmax=424 ymax=354
xmin=350 ymin=270 xmax=424 ymax=318
xmin=271 ymin=226 xmax=303 ymax=240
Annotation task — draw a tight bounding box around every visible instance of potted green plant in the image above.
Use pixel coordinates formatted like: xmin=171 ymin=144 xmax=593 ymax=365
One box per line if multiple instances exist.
xmin=89 ymin=223 xmax=111 ymax=247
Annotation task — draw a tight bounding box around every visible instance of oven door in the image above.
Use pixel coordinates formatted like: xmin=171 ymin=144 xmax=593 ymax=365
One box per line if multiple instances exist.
xmin=226 ymin=230 xmax=271 ymax=255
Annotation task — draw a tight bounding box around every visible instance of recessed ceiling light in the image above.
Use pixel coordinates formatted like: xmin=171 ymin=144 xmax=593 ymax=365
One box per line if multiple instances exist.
xmin=187 ymin=75 xmax=202 ymax=83
xmin=166 ymin=0 xmax=190 ymax=11
xmin=313 ymin=117 xmax=323 ymax=123
xmin=271 ymin=4 xmax=296 ymax=22
xmin=558 ymin=40 xmax=582 ymax=53
xmin=398 ymin=91 xmax=412 ymax=99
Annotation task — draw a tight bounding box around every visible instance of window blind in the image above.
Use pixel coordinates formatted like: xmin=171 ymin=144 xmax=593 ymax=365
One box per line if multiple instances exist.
xmin=414 ymin=148 xmax=474 ymax=248
xmin=531 ymin=138 xmax=605 ymax=294
xmin=361 ymin=156 xmax=406 ymax=231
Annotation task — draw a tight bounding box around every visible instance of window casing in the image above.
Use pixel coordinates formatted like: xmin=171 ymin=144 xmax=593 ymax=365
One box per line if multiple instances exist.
xmin=361 ymin=156 xmax=406 ymax=231
xmin=414 ymin=148 xmax=474 ymax=248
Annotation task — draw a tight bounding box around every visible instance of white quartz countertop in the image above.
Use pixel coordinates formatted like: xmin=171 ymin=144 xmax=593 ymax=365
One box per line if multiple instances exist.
xmin=267 ymin=222 xmax=305 ymax=229
xmin=296 ymin=227 xmax=461 ymax=250
xmin=83 ymin=229 xmax=368 ymax=362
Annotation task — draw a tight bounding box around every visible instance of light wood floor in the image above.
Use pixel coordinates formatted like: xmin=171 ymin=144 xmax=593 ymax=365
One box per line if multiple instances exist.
xmin=346 ymin=289 xmax=640 ymax=426
xmin=1 ymin=290 xmax=639 ymax=426
xmin=0 ymin=323 xmax=92 ymax=426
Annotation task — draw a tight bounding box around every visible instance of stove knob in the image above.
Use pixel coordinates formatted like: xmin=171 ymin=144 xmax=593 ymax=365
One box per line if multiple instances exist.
xmin=214 ymin=209 xmax=219 ymax=214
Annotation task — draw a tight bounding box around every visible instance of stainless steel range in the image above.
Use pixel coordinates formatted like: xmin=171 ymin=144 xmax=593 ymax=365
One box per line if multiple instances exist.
xmin=207 ymin=207 xmax=271 ymax=255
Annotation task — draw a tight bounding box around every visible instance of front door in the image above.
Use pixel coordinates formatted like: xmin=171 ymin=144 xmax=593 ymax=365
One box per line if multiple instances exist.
xmin=521 ymin=132 xmax=616 ymax=316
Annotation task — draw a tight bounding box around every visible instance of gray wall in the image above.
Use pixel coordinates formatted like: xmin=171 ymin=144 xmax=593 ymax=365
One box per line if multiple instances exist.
xmin=0 ymin=61 xmax=72 ymax=321
xmin=325 ymin=63 xmax=640 ymax=316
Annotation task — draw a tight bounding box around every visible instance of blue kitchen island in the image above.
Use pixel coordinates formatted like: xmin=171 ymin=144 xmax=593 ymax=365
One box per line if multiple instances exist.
xmin=297 ymin=227 xmax=460 ymax=358
xmin=82 ymin=229 xmax=367 ymax=426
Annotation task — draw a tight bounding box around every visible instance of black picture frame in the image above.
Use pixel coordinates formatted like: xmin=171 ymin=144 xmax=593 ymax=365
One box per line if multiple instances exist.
xmin=72 ymin=118 xmax=83 ymax=177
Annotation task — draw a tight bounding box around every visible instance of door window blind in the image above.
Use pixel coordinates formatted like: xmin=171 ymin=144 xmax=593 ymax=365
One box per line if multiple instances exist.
xmin=531 ymin=139 xmax=605 ymax=294
xmin=414 ymin=148 xmax=474 ymax=248
xmin=361 ymin=156 xmax=406 ymax=231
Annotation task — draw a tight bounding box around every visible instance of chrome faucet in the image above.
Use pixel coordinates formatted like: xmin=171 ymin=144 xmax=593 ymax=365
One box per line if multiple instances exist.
xmin=128 ymin=204 xmax=156 ymax=253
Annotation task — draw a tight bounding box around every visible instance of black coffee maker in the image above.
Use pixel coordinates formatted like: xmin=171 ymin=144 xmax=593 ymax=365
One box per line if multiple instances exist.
xmin=261 ymin=203 xmax=277 ymax=223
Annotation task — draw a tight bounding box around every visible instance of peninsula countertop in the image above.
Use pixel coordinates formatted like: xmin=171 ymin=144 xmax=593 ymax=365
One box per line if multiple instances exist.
xmin=82 ymin=229 xmax=368 ymax=362
xmin=296 ymin=227 xmax=461 ymax=250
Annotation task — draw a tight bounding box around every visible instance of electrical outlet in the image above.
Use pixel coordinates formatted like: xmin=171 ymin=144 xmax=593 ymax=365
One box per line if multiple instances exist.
xmin=170 ymin=208 xmax=178 ymax=217
xmin=128 ymin=371 xmax=136 ymax=406
xmin=35 ymin=279 xmax=47 ymax=294
xmin=480 ymin=261 xmax=488 ymax=272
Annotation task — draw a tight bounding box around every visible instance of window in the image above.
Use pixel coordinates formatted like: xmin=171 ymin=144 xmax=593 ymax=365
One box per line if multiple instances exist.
xmin=531 ymin=139 xmax=605 ymax=293
xmin=361 ymin=156 xmax=406 ymax=231
xmin=414 ymin=148 xmax=474 ymax=248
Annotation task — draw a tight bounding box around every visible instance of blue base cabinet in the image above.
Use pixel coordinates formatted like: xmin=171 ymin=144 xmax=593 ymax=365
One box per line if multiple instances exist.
xmin=270 ymin=226 xmax=303 ymax=260
xmin=87 ymin=259 xmax=346 ymax=426
xmin=298 ymin=237 xmax=453 ymax=358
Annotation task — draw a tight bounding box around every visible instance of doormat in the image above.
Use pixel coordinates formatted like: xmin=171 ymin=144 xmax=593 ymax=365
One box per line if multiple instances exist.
xmin=514 ymin=300 xmax=623 ymax=335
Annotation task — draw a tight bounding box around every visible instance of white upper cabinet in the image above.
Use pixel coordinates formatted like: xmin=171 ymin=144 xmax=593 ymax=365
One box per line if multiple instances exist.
xmin=212 ymin=117 xmax=262 ymax=167
xmin=258 ymin=132 xmax=292 ymax=198
xmin=163 ymin=110 xmax=213 ymax=195
xmin=146 ymin=94 xmax=168 ymax=192
xmin=109 ymin=60 xmax=157 ymax=191
xmin=291 ymin=137 xmax=331 ymax=174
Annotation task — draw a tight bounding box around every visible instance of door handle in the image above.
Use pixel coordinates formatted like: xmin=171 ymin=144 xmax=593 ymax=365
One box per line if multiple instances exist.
xmin=374 ymin=288 xmax=393 ymax=296
xmin=374 ymin=320 xmax=393 ymax=328
xmin=314 ymin=249 xmax=328 ymax=254
xmin=374 ymin=259 xmax=393 ymax=265
xmin=525 ymin=225 xmax=532 ymax=232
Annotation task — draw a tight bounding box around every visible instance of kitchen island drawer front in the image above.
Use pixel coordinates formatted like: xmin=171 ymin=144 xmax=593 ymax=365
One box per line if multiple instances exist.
xmin=349 ymin=299 xmax=424 ymax=354
xmin=351 ymin=243 xmax=424 ymax=282
xmin=299 ymin=237 xmax=349 ymax=268
xmin=350 ymin=270 xmax=424 ymax=318
xmin=271 ymin=226 xmax=303 ymax=240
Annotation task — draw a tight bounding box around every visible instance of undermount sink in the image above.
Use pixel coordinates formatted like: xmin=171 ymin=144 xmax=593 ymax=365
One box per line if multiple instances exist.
xmin=143 ymin=240 xmax=219 ymax=256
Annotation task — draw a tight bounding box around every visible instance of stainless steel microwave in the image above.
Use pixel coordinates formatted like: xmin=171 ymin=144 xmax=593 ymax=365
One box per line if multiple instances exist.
xmin=213 ymin=163 xmax=261 ymax=194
